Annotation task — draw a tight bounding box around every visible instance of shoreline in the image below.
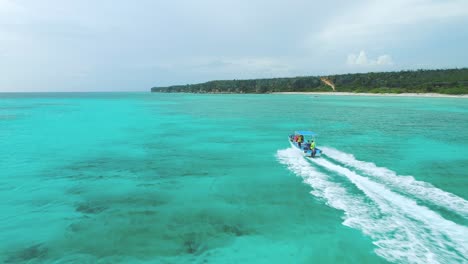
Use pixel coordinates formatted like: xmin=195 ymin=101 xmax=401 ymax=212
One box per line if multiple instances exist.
xmin=273 ymin=92 xmax=468 ymax=98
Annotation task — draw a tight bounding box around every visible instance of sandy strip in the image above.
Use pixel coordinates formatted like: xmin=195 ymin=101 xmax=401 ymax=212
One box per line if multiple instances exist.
xmin=273 ymin=92 xmax=468 ymax=98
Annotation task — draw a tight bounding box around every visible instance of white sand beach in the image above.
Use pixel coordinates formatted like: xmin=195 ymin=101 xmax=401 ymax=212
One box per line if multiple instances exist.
xmin=273 ymin=92 xmax=468 ymax=98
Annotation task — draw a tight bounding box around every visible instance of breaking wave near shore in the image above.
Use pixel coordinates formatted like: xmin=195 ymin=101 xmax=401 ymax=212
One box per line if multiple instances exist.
xmin=276 ymin=147 xmax=468 ymax=264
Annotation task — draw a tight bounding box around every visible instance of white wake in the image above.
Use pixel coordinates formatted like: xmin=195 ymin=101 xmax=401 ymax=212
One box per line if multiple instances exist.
xmin=277 ymin=148 xmax=468 ymax=264
xmin=321 ymin=147 xmax=468 ymax=219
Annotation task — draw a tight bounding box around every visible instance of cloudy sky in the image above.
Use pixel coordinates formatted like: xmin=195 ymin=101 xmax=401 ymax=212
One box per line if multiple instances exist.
xmin=1 ymin=0 xmax=467 ymax=92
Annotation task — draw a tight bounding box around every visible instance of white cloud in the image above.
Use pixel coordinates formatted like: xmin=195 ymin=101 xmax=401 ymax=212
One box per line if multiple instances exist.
xmin=376 ymin=55 xmax=393 ymax=65
xmin=317 ymin=0 xmax=468 ymax=45
xmin=347 ymin=51 xmax=393 ymax=66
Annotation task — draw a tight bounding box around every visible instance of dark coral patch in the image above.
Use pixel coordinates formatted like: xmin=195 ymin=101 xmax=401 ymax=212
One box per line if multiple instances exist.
xmin=5 ymin=244 xmax=48 ymax=263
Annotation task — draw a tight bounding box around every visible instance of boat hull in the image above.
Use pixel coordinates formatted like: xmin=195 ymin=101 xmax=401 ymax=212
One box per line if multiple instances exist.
xmin=289 ymin=139 xmax=322 ymax=157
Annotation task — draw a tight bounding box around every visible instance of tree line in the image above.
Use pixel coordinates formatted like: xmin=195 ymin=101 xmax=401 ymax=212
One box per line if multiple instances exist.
xmin=151 ymin=68 xmax=468 ymax=94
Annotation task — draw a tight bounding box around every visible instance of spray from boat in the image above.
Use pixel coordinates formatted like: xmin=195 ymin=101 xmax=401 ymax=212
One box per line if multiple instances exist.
xmin=320 ymin=146 xmax=468 ymax=219
xmin=277 ymin=147 xmax=468 ymax=264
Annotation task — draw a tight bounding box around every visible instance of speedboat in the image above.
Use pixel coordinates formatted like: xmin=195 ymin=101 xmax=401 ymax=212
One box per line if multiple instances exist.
xmin=288 ymin=130 xmax=322 ymax=157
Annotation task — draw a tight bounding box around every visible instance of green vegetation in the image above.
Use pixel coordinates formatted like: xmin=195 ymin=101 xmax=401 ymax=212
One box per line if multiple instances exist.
xmin=151 ymin=68 xmax=468 ymax=95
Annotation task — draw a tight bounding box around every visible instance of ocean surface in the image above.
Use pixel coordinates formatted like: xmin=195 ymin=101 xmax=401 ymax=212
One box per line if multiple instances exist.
xmin=1 ymin=92 xmax=467 ymax=264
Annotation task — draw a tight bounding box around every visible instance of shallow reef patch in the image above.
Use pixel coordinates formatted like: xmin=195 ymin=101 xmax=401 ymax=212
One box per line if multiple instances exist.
xmin=5 ymin=244 xmax=48 ymax=263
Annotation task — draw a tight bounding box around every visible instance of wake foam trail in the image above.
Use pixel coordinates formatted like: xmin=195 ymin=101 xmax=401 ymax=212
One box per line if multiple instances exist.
xmin=277 ymin=148 xmax=375 ymax=218
xmin=321 ymin=146 xmax=468 ymax=219
xmin=277 ymin=148 xmax=468 ymax=264
xmin=311 ymin=156 xmax=468 ymax=263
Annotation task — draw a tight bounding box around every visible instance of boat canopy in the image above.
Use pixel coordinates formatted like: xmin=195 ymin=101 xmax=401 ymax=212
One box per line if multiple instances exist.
xmin=295 ymin=131 xmax=317 ymax=136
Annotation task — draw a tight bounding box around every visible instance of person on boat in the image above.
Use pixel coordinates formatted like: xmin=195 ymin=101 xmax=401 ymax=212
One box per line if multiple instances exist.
xmin=297 ymin=134 xmax=303 ymax=148
xmin=304 ymin=140 xmax=311 ymax=152
xmin=293 ymin=134 xmax=298 ymax=143
xmin=310 ymin=140 xmax=316 ymax=157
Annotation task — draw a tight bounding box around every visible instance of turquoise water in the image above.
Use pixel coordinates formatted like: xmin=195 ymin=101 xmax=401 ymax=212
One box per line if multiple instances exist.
xmin=1 ymin=93 xmax=467 ymax=263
